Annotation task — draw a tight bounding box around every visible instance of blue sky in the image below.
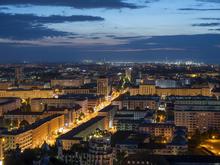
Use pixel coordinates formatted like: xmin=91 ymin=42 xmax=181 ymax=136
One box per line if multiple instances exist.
xmin=0 ymin=0 xmax=220 ymax=63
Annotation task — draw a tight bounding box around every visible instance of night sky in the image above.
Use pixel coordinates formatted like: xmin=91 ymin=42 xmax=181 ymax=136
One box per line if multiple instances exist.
xmin=0 ymin=0 xmax=220 ymax=63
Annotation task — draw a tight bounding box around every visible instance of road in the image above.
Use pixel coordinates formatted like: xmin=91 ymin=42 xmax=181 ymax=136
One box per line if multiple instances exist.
xmin=200 ymin=139 xmax=220 ymax=156
xmin=46 ymin=88 xmax=127 ymax=145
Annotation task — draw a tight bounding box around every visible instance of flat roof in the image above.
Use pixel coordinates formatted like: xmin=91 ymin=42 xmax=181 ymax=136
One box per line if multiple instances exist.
xmin=166 ymin=96 xmax=215 ymax=100
xmin=99 ymin=105 xmax=117 ymax=113
xmin=0 ymin=98 xmax=19 ymax=105
xmin=58 ymin=116 xmax=105 ymax=140
xmin=46 ymin=105 xmax=81 ymax=112
xmin=31 ymin=98 xmax=86 ymax=101
xmin=59 ymin=94 xmax=102 ymax=99
xmin=174 ymin=104 xmax=220 ymax=111
xmin=156 ymin=87 xmax=209 ymax=89
xmin=3 ymin=114 xmax=62 ymax=135
xmin=119 ymin=108 xmax=150 ymax=113
xmin=139 ymin=123 xmax=175 ymax=127
xmin=114 ymin=114 xmax=134 ymax=118
xmin=122 ymin=95 xmax=160 ymax=101
xmin=0 ymin=88 xmax=53 ymax=91
xmin=5 ymin=109 xmax=43 ymax=115
xmin=116 ymin=119 xmax=141 ymax=123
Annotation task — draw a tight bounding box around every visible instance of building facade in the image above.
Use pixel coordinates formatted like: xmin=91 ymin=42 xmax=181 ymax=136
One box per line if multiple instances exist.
xmin=129 ymin=84 xmax=211 ymax=97
xmin=0 ymin=98 xmax=21 ymax=116
xmin=51 ymin=79 xmax=84 ymax=88
xmin=0 ymin=89 xmax=55 ymax=99
xmin=174 ymin=99 xmax=220 ymax=135
xmin=1 ymin=114 xmax=64 ymax=152
xmin=97 ymin=77 xmax=109 ymax=96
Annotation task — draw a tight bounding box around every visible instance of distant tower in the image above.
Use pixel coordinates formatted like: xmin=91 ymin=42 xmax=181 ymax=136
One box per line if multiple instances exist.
xmin=138 ymin=71 xmax=142 ymax=79
xmin=97 ymin=77 xmax=109 ymax=96
xmin=15 ymin=67 xmax=23 ymax=84
xmin=125 ymin=68 xmax=132 ymax=81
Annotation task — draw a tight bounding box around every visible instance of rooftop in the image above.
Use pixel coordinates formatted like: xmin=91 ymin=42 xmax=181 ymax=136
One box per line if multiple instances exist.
xmin=5 ymin=109 xmax=44 ymax=115
xmin=32 ymin=97 xmax=87 ymax=101
xmin=59 ymin=94 xmax=102 ymax=100
xmin=117 ymin=95 xmax=160 ymax=101
xmin=139 ymin=122 xmax=175 ymax=128
xmin=166 ymin=96 xmax=216 ymax=101
xmin=3 ymin=114 xmax=63 ymax=135
xmin=58 ymin=116 xmax=105 ymax=140
xmin=46 ymin=105 xmax=82 ymax=112
xmin=174 ymin=104 xmax=220 ymax=111
xmin=99 ymin=105 xmax=117 ymax=113
xmin=0 ymin=98 xmax=20 ymax=105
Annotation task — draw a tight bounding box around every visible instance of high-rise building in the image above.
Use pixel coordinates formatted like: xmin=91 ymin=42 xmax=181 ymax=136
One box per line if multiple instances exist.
xmin=155 ymin=79 xmax=178 ymax=88
xmin=58 ymin=132 xmax=113 ymax=165
xmin=87 ymin=135 xmax=113 ymax=165
xmin=125 ymin=68 xmax=132 ymax=81
xmin=2 ymin=114 xmax=64 ymax=152
xmin=15 ymin=67 xmax=23 ymax=84
xmin=174 ymin=98 xmax=220 ymax=135
xmin=97 ymin=77 xmax=109 ymax=96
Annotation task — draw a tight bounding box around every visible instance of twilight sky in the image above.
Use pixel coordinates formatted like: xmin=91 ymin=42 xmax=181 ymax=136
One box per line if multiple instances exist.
xmin=0 ymin=0 xmax=220 ymax=63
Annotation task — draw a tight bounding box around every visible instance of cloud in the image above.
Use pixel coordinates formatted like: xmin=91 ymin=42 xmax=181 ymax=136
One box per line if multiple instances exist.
xmin=0 ymin=0 xmax=139 ymax=9
xmin=179 ymin=8 xmax=220 ymax=11
xmin=0 ymin=34 xmax=220 ymax=63
xmin=85 ymin=48 xmax=185 ymax=52
xmin=106 ymin=35 xmax=149 ymax=40
xmin=192 ymin=22 xmax=220 ymax=27
xmin=193 ymin=18 xmax=220 ymax=30
xmin=0 ymin=13 xmax=104 ymax=39
xmin=0 ymin=36 xmax=128 ymax=47
xmin=0 ymin=7 xmax=8 ymax=10
xmin=197 ymin=0 xmax=220 ymax=3
xmin=209 ymin=28 xmax=220 ymax=31
xmin=200 ymin=18 xmax=220 ymax=20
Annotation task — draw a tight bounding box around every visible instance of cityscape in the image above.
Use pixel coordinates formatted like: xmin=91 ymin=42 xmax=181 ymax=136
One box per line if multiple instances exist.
xmin=1 ymin=0 xmax=220 ymax=165
xmin=0 ymin=63 xmax=219 ymax=164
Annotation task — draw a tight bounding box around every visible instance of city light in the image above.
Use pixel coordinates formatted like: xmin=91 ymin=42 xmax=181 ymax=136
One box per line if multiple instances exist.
xmin=1 ymin=0 xmax=220 ymax=164
xmin=1 ymin=61 xmax=220 ymax=164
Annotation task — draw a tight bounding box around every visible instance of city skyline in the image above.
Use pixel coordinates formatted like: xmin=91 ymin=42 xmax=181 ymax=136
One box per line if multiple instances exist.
xmin=0 ymin=62 xmax=220 ymax=164
xmin=0 ymin=0 xmax=220 ymax=63
xmin=1 ymin=2 xmax=220 ymax=163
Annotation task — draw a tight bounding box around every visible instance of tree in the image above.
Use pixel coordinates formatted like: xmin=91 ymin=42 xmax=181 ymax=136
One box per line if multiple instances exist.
xmin=9 ymin=119 xmax=19 ymax=129
xmin=4 ymin=145 xmax=65 ymax=165
xmin=78 ymin=112 xmax=85 ymax=121
xmin=156 ymin=110 xmax=166 ymax=123
xmin=114 ymin=150 xmax=127 ymax=165
xmin=19 ymin=120 xmax=29 ymax=128
xmin=21 ymin=103 xmax=31 ymax=112
xmin=70 ymin=143 xmax=86 ymax=153
xmin=188 ymin=129 xmax=201 ymax=151
xmin=88 ymin=108 xmax=94 ymax=114
xmin=4 ymin=118 xmax=11 ymax=128
xmin=4 ymin=148 xmax=40 ymax=165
